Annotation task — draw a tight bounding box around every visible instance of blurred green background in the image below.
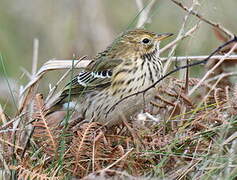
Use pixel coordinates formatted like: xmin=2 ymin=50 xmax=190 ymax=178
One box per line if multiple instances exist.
xmin=0 ymin=0 xmax=236 ymax=113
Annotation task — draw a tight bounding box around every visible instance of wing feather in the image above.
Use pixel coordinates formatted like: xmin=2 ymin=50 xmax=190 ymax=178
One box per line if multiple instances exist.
xmin=52 ymin=58 xmax=123 ymax=107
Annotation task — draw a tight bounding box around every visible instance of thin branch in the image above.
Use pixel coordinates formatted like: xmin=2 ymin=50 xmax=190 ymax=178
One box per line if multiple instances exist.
xmin=188 ymin=42 xmax=237 ymax=96
xmin=160 ymin=55 xmax=237 ymax=62
xmin=160 ymin=23 xmax=200 ymax=55
xmin=205 ymin=72 xmax=237 ymax=83
xmin=170 ymin=0 xmax=234 ymax=38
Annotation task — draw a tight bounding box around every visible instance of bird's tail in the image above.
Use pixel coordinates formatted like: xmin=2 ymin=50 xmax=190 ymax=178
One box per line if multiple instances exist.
xmin=44 ymin=92 xmax=68 ymax=115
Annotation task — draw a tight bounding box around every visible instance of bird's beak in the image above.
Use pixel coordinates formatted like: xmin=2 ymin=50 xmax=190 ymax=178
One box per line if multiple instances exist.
xmin=156 ymin=33 xmax=173 ymax=41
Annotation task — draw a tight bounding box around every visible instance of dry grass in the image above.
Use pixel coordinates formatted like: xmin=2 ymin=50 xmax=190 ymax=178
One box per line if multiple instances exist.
xmin=2 ymin=72 xmax=237 ymax=179
xmin=1 ymin=0 xmax=237 ymax=179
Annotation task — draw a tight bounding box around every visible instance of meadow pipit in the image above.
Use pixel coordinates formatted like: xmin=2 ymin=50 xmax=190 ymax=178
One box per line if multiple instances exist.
xmin=48 ymin=29 xmax=173 ymax=126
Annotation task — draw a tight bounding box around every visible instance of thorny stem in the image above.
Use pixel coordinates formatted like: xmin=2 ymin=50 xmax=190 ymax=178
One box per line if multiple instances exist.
xmin=106 ymin=36 xmax=237 ymax=115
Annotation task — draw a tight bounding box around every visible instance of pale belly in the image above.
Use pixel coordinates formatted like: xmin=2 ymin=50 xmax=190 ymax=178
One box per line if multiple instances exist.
xmin=83 ymin=87 xmax=157 ymax=126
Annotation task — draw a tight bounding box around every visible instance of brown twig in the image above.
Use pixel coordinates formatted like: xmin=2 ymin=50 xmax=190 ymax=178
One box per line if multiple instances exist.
xmin=170 ymin=0 xmax=234 ymax=38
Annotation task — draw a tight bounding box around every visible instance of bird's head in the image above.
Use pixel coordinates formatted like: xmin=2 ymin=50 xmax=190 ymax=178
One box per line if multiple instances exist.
xmin=109 ymin=29 xmax=173 ymax=59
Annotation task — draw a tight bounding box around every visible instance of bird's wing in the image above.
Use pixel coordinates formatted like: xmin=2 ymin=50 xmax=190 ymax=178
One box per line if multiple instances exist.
xmin=86 ymin=56 xmax=123 ymax=72
xmin=54 ymin=58 xmax=123 ymax=105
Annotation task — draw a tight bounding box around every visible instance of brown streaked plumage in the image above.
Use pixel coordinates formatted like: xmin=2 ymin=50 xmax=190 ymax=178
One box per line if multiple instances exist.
xmin=47 ymin=29 xmax=173 ymax=126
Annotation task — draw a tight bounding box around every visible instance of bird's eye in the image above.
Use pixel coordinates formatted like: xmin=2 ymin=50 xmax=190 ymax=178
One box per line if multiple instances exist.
xmin=142 ymin=38 xmax=150 ymax=44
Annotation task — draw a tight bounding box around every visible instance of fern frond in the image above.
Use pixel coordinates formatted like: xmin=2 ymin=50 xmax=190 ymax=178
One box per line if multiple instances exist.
xmin=11 ymin=165 xmax=61 ymax=180
xmin=69 ymin=122 xmax=102 ymax=176
xmin=32 ymin=94 xmax=59 ymax=156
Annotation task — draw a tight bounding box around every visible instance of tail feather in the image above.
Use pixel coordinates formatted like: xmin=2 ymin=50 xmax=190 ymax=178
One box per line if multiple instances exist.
xmin=45 ymin=92 xmax=68 ymax=115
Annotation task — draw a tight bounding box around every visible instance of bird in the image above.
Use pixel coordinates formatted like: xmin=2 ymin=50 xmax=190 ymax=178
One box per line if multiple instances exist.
xmin=47 ymin=29 xmax=173 ymax=126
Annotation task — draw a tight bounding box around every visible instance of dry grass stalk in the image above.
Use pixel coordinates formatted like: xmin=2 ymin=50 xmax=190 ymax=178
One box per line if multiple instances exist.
xmin=102 ymin=148 xmax=133 ymax=171
xmin=164 ymin=0 xmax=199 ymax=74
xmin=160 ymin=23 xmax=200 ymax=55
xmin=189 ymin=42 xmax=237 ymax=96
xmin=19 ymin=57 xmax=90 ymax=112
xmin=135 ymin=0 xmax=157 ymax=28
xmin=31 ymin=38 xmax=39 ymax=77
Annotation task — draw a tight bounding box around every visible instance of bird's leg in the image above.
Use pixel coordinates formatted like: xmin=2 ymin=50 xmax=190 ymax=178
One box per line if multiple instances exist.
xmin=142 ymin=92 xmax=147 ymax=113
xmin=120 ymin=113 xmax=145 ymax=149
